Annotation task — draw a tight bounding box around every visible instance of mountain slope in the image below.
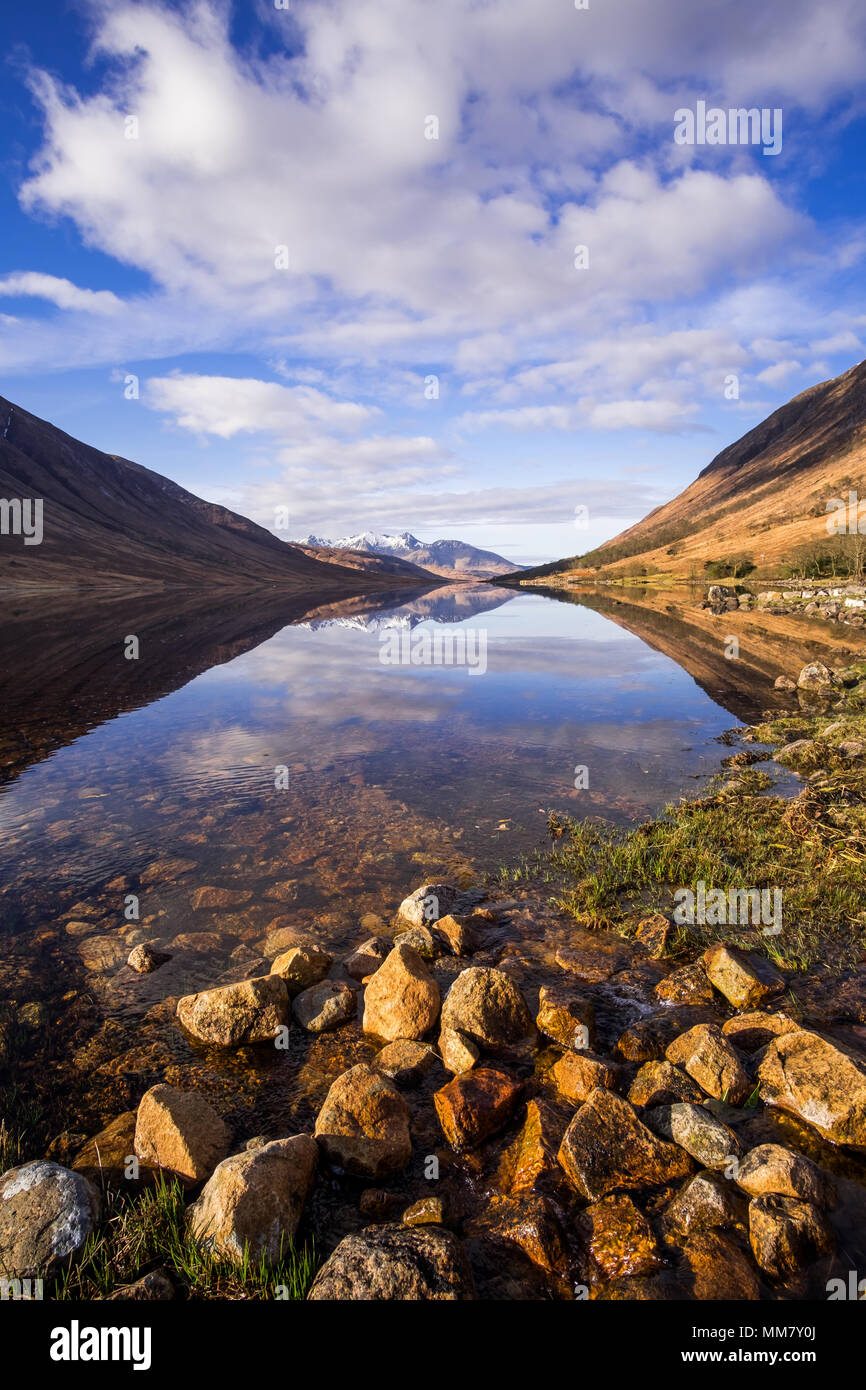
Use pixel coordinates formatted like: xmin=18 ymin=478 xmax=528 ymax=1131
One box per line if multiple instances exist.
xmin=302 ymin=529 xmax=522 ymax=579
xmin=0 ymin=396 xmax=432 ymax=593
xmin=512 ymin=359 xmax=866 ymax=584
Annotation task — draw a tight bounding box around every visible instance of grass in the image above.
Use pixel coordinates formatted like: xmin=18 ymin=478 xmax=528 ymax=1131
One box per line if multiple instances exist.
xmin=499 ymin=679 xmax=866 ymax=974
xmin=52 ymin=1174 xmax=317 ymax=1301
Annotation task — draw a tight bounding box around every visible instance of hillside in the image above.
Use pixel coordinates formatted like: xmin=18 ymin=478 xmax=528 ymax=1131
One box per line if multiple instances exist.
xmin=511 ymin=359 xmax=866 ymax=585
xmin=0 ymin=397 xmax=436 ymax=593
xmin=301 ymin=530 xmax=522 ymax=579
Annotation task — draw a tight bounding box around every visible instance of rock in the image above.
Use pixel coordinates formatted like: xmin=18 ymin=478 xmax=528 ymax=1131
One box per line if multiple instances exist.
xmin=188 ymin=1135 xmax=317 ymax=1265
xmin=106 ymin=1269 xmax=175 ymax=1300
xmin=551 ymin=1050 xmax=621 ymax=1103
xmin=0 ymin=1161 xmax=101 ymax=1279
xmin=757 ymin=1029 xmax=866 ymax=1147
xmin=644 ymin=1103 xmax=739 ymax=1170
xmin=840 ymin=739 xmax=865 ymax=760
xmin=438 ymin=1027 xmax=480 ymax=1074
xmin=774 ymin=675 xmax=797 ymax=691
xmin=536 ymin=982 xmax=595 ymax=1050
xmin=395 ymin=883 xmax=463 ymax=929
xmin=775 ymin=738 xmax=816 ymax=766
xmin=190 ymin=886 xmax=252 ymax=909
xmin=343 ymin=937 xmax=390 ymax=981
xmin=440 ymin=967 xmax=534 ymax=1051
xmin=292 ymin=980 xmax=356 ymax=1033
xmin=557 ymin=1089 xmax=694 ymax=1200
xmin=394 ymin=924 xmax=448 ymax=959
xmin=314 ymin=1063 xmax=411 ymax=1178
xmin=362 ymin=944 xmax=440 ymax=1042
xmin=580 ymin=1193 xmax=663 ymax=1279
xmin=721 ymin=1011 xmax=798 ymax=1052
xmin=177 ymin=975 xmax=289 ymax=1047
xmin=655 ymin=962 xmax=715 ymax=1006
xmin=308 ymin=1224 xmax=474 ymax=1300
xmin=666 ymin=1024 xmax=750 ymax=1103
xmin=614 ymin=1006 xmax=717 ymax=1062
xmin=679 ymin=1230 xmax=760 ymax=1299
xmin=635 ymin=913 xmax=672 ymax=959
xmin=662 ymin=1170 xmax=748 ymax=1239
xmin=434 ymin=914 xmax=480 ymax=957
xmin=702 ymin=943 xmax=785 ymax=1009
xmin=77 ymin=936 xmax=127 ymax=972
xmin=270 ymin=945 xmax=333 ymax=995
xmin=748 ymin=1194 xmax=834 ymax=1277
xmin=359 ymin=1188 xmax=402 ymax=1219
xmin=469 ymin=1193 xmax=566 ymax=1275
xmin=495 ymin=1098 xmax=566 ymax=1197
xmin=134 ymin=1084 xmax=230 ymax=1183
xmin=627 ymin=1061 xmax=704 ymax=1109
xmin=403 ymin=1196 xmax=446 ymax=1226
xmin=375 ymin=1039 xmax=438 ymax=1087
xmin=127 ymin=944 xmax=171 ymax=974
xmin=72 ymin=1111 xmax=158 ymax=1189
xmin=797 ymin=662 xmax=836 ymax=691
xmin=735 ymin=1144 xmax=835 ymax=1208
xmin=434 ymin=1068 xmax=521 ymax=1151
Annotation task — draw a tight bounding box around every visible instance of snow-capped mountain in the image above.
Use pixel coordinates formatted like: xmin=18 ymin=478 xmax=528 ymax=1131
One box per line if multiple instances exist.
xmin=299 ymin=531 xmax=521 ymax=579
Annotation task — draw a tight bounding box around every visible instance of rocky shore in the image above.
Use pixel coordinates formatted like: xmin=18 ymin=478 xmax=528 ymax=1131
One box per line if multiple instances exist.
xmin=2 ymin=659 xmax=865 ymax=1302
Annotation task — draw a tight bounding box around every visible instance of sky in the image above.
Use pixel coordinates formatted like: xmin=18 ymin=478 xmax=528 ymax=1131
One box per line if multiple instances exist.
xmin=1 ymin=0 xmax=866 ymax=565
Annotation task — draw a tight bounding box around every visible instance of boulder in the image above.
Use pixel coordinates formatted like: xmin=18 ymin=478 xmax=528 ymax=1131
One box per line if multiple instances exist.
xmin=662 ymin=1169 xmax=748 ymax=1239
xmin=375 ymin=1039 xmax=438 ymax=1087
xmin=343 ymin=937 xmax=390 ymax=981
xmin=557 ymin=1089 xmax=694 ymax=1200
xmin=188 ymin=1135 xmax=317 ymax=1265
xmin=702 ymin=943 xmax=785 ymax=1009
xmin=314 ymin=1063 xmax=411 ymax=1178
xmin=134 ymin=1084 xmax=230 ymax=1183
xmin=748 ymin=1194 xmax=834 ymax=1278
xmin=176 ymin=975 xmax=289 ymax=1047
xmin=679 ymin=1230 xmax=761 ymax=1300
xmin=292 ymin=980 xmax=355 ymax=1033
xmin=536 ymin=982 xmax=594 ymax=1051
xmin=666 ymin=1023 xmax=750 ymax=1103
xmin=551 ymin=1051 xmax=621 ymax=1104
xmin=72 ymin=1111 xmax=158 ymax=1189
xmin=438 ymin=1027 xmax=480 ymax=1074
xmin=362 ymin=944 xmax=440 ymax=1042
xmin=643 ymin=1102 xmax=739 ymax=1170
xmin=270 ymin=945 xmax=332 ymax=995
xmin=440 ymin=967 xmax=534 ymax=1051
xmin=434 ymin=1068 xmax=521 ymax=1151
xmin=627 ymin=1061 xmax=704 ymax=1109
xmin=721 ymin=1011 xmax=798 ymax=1052
xmin=797 ymin=662 xmax=836 ymax=690
xmin=0 ymin=1161 xmax=101 ymax=1279
xmin=757 ymin=1029 xmax=866 ymax=1147
xmin=395 ymin=883 xmax=463 ymax=930
xmin=308 ymin=1223 xmax=474 ymax=1300
xmin=735 ymin=1143 xmax=835 ymax=1208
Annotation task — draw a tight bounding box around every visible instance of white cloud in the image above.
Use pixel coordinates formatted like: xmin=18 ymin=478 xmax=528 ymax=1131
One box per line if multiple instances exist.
xmin=146 ymin=373 xmax=378 ymax=438
xmin=0 ymin=272 xmax=123 ymax=316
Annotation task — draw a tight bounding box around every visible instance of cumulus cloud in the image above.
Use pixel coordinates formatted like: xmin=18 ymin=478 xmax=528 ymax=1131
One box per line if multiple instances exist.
xmin=0 ymin=272 xmax=123 ymax=315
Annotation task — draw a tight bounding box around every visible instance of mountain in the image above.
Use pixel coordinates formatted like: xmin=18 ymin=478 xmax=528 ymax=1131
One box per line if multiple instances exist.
xmin=511 ymin=359 xmax=866 ymax=585
xmin=301 ymin=530 xmax=523 ymax=579
xmin=0 ymin=396 xmax=434 ymax=594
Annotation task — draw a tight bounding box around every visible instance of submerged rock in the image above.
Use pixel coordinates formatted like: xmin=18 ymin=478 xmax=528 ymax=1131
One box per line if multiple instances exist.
xmin=0 ymin=1161 xmax=101 ymax=1279
xmin=308 ymin=1223 xmax=474 ymax=1300
xmin=748 ymin=1193 xmax=834 ymax=1277
xmin=314 ymin=1063 xmax=411 ymax=1178
xmin=580 ymin=1193 xmax=663 ymax=1279
xmin=188 ymin=1135 xmax=317 ymax=1265
xmin=362 ymin=944 xmax=440 ymax=1041
xmin=177 ymin=975 xmax=289 ymax=1047
xmin=679 ymin=1230 xmax=760 ymax=1300
xmin=134 ymin=1084 xmax=230 ymax=1183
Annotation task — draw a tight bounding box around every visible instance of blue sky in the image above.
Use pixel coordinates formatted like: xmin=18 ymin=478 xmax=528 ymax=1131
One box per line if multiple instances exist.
xmin=2 ymin=0 xmax=866 ymax=565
